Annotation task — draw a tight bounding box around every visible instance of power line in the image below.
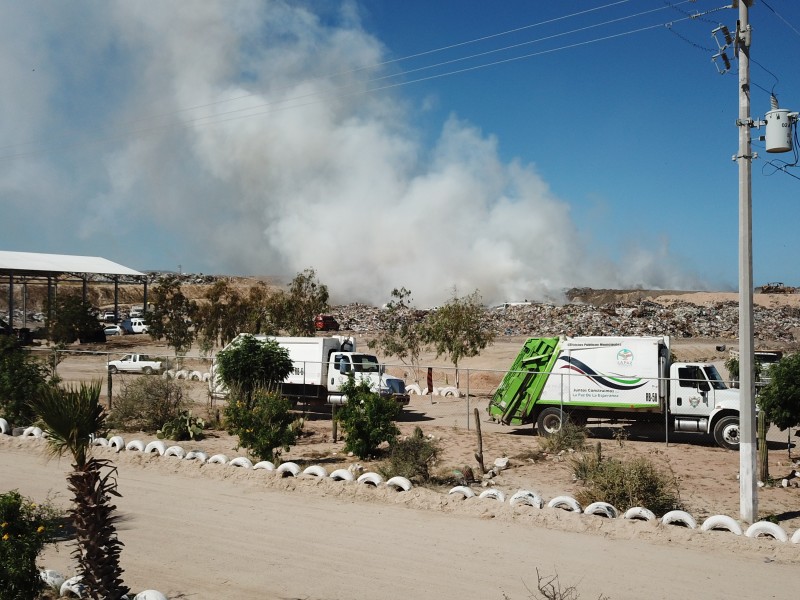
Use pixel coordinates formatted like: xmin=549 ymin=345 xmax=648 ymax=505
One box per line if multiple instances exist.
xmin=760 ymin=0 xmax=800 ymax=41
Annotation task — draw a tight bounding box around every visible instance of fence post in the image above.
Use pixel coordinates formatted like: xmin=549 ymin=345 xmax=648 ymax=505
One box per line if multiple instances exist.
xmin=107 ymin=368 xmax=113 ymax=411
xmin=466 ymin=368 xmax=470 ymax=430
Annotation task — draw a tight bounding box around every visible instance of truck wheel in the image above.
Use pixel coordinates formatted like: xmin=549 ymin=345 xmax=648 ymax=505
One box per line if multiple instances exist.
xmin=108 ymin=365 xmax=118 ymax=374
xmin=536 ymin=407 xmax=565 ymax=437
xmin=143 ymin=366 xmax=153 ymax=375
xmin=713 ymin=415 xmax=740 ymax=450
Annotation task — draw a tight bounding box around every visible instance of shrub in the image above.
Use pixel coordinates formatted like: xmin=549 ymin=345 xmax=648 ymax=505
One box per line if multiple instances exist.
xmin=335 ymin=377 xmax=400 ymax=459
xmin=157 ymin=410 xmax=206 ymax=441
xmin=379 ymin=426 xmax=440 ymax=482
xmin=571 ymin=445 xmax=682 ymax=514
xmin=224 ymin=389 xmax=299 ymax=461
xmin=108 ymin=377 xmax=185 ymax=432
xmin=0 ymin=491 xmax=62 ymax=600
xmin=0 ymin=335 xmax=49 ymax=425
xmin=538 ymin=418 xmax=587 ymax=454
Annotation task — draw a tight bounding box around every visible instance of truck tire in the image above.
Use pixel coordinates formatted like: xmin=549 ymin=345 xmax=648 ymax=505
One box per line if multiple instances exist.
xmin=108 ymin=365 xmax=118 ymax=374
xmin=536 ymin=407 xmax=565 ymax=436
xmin=713 ymin=415 xmax=740 ymax=450
xmin=143 ymin=366 xmax=153 ymax=375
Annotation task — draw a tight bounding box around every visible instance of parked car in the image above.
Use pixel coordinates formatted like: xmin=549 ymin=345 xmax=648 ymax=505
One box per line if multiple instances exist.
xmin=314 ymin=314 xmax=340 ymax=332
xmin=100 ymin=310 xmax=117 ymax=323
xmin=103 ymin=325 xmax=123 ymax=336
xmin=121 ymin=318 xmax=149 ymax=334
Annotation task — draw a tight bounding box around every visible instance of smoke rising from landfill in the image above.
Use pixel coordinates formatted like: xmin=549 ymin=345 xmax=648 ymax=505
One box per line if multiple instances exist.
xmin=0 ymin=2 xmax=705 ymax=307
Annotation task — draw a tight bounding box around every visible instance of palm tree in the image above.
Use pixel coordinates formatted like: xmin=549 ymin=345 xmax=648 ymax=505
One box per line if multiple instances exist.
xmin=30 ymin=381 xmax=129 ymax=600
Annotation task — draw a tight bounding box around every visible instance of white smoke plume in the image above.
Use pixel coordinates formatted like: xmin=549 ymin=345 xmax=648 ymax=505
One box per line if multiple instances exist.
xmin=0 ymin=2 xmax=704 ymax=307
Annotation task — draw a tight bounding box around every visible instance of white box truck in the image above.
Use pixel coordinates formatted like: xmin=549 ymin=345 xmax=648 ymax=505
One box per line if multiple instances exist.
xmin=487 ymin=336 xmax=742 ymax=449
xmin=212 ymin=335 xmax=409 ymax=406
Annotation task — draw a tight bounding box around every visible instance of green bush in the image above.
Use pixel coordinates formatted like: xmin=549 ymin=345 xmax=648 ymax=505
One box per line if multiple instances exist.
xmin=379 ymin=426 xmax=440 ymax=482
xmin=571 ymin=446 xmax=682 ymax=515
xmin=538 ymin=418 xmax=587 ymax=454
xmin=108 ymin=376 xmax=186 ymax=432
xmin=157 ymin=410 xmax=206 ymax=441
xmin=224 ymin=389 xmax=299 ymax=461
xmin=0 ymin=336 xmax=49 ymax=425
xmin=0 ymin=491 xmax=62 ymax=600
xmin=336 ymin=377 xmax=400 ymax=459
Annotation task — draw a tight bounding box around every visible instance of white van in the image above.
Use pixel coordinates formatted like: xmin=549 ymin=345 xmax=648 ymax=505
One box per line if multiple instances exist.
xmin=121 ymin=318 xmax=149 ymax=334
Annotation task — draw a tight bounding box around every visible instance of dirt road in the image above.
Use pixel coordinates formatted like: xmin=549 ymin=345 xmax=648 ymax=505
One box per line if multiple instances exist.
xmin=2 ymin=436 xmax=796 ymax=600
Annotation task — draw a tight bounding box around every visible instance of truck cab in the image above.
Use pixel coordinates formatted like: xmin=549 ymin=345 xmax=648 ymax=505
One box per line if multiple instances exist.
xmin=327 ymin=352 xmax=409 ymax=406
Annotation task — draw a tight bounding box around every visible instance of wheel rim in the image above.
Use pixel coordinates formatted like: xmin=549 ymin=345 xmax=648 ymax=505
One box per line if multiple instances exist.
xmin=722 ymin=423 xmax=740 ymax=446
xmin=542 ymin=413 xmax=562 ymax=434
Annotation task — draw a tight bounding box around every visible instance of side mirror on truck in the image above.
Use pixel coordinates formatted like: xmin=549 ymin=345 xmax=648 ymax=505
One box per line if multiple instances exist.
xmin=698 ymin=381 xmax=710 ymax=392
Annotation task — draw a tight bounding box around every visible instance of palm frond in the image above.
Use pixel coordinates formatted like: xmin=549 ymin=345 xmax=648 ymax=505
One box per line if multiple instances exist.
xmin=29 ymin=381 xmax=106 ymax=468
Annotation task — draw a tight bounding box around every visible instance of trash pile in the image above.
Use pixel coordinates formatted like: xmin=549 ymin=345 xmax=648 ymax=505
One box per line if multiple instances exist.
xmin=331 ymin=300 xmax=800 ymax=344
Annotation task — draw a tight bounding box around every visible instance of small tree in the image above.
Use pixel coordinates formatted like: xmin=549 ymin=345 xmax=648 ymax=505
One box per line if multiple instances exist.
xmin=335 ymin=377 xmax=400 ymax=459
xmin=47 ymin=295 xmax=103 ymax=345
xmin=421 ymin=289 xmax=495 ymax=388
xmin=215 ymin=334 xmax=293 ymax=408
xmin=758 ymin=353 xmax=800 ymax=440
xmin=147 ymin=275 xmax=196 ymax=358
xmin=368 ymin=287 xmax=427 ymax=385
xmin=29 ymin=382 xmax=129 ymax=600
xmin=0 ymin=335 xmax=48 ymax=425
xmin=270 ymin=268 xmax=330 ymax=336
xmin=224 ymin=390 xmax=298 ymax=461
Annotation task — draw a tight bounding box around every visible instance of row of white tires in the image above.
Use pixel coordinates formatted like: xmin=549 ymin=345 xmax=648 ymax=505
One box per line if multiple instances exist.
xmin=162 ymin=370 xmax=209 ymax=381
xmin=89 ymin=436 xmax=413 ymax=491
xmin=39 ymin=571 xmax=166 ymax=599
xmin=446 ymin=488 xmax=800 ymax=543
xmin=405 ymin=384 xmax=461 ymax=397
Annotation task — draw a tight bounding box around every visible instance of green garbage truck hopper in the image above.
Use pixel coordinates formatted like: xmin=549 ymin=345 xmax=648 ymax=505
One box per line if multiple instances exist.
xmin=486 ymin=337 xmax=561 ymax=426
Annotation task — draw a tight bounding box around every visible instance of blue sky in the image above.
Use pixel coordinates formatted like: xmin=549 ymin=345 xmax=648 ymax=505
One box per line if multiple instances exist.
xmin=1 ymin=1 xmax=799 ymax=306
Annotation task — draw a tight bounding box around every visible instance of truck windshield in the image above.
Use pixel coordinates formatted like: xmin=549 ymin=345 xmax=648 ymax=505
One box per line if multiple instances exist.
xmin=351 ymin=354 xmax=380 ymax=373
xmin=702 ymin=365 xmax=727 ymax=390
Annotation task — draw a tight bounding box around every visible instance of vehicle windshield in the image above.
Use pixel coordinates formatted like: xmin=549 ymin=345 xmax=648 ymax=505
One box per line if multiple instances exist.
xmin=703 ymin=365 xmax=727 ymax=390
xmin=351 ymin=354 xmax=380 ymax=373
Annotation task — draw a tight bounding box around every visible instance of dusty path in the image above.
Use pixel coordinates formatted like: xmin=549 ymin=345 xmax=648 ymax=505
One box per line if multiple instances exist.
xmin=3 ymin=438 xmax=797 ymax=600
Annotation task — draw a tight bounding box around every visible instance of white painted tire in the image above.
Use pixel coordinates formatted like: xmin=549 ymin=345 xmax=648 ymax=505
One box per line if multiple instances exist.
xmin=547 ymin=496 xmax=582 ymax=513
xmin=791 ymin=528 xmax=800 ymax=544
xmin=185 ymin=451 xmax=208 ymax=463
xmin=253 ymin=461 xmax=275 ymax=471
xmin=357 ymin=472 xmax=384 ymax=486
xmin=126 ymin=440 xmax=145 ymax=452
xmin=509 ymin=490 xmax=544 ymax=508
xmin=202 ymin=372 xmax=211 ymax=382
xmin=40 ymin=569 xmax=65 ymax=590
xmin=302 ymin=465 xmax=328 ymax=478
xmin=386 ymin=476 xmax=412 ymax=492
xmin=330 ymin=468 xmax=355 ymax=481
xmin=448 ymin=486 xmax=476 ymax=499
xmin=701 ymin=515 xmax=743 ymax=535
xmin=91 ymin=437 xmax=108 ymax=447
xmin=229 ymin=457 xmax=253 ymax=469
xmin=479 ymin=488 xmax=506 ymax=502
xmin=60 ymin=575 xmax=85 ymax=598
xmin=108 ymin=436 xmax=125 ymax=452
xmin=661 ymin=510 xmax=697 ymax=529
xmin=208 ymin=454 xmax=229 ymax=465
xmin=144 ymin=440 xmax=166 ymax=456
xmin=584 ymin=501 xmax=619 ymax=519
xmin=277 ymin=462 xmax=300 ymax=477
xmin=164 ymin=445 xmax=186 ymax=459
xmin=440 ymin=386 xmax=459 ymax=397
xmin=175 ymin=369 xmax=189 ymax=380
xmin=744 ymin=521 xmax=789 ymax=542
xmin=22 ymin=426 xmax=43 ymax=438
xmin=189 ymin=370 xmax=202 ymax=381
xmin=406 ymin=384 xmax=422 ymax=395
xmin=623 ymin=507 xmax=657 ymax=522
xmin=0 ymin=417 xmax=9 ymax=434
xmin=165 ymin=369 xmax=175 ymax=379
xmin=134 ymin=591 xmax=168 ymax=600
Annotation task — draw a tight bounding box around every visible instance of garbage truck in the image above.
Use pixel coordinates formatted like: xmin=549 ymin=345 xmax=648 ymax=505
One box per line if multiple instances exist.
xmin=486 ymin=336 xmax=742 ymax=450
xmin=211 ymin=334 xmax=409 ymax=406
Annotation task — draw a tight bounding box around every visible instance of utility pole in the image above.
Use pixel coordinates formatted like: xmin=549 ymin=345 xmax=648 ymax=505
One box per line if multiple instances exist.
xmin=736 ymin=0 xmax=757 ymax=524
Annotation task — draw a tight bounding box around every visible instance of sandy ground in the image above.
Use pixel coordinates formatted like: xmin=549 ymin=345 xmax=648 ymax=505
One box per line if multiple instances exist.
xmin=4 ymin=290 xmax=800 ymax=598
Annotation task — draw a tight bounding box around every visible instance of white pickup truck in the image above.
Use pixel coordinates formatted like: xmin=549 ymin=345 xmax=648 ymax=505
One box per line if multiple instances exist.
xmin=107 ymin=354 xmax=163 ymax=375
